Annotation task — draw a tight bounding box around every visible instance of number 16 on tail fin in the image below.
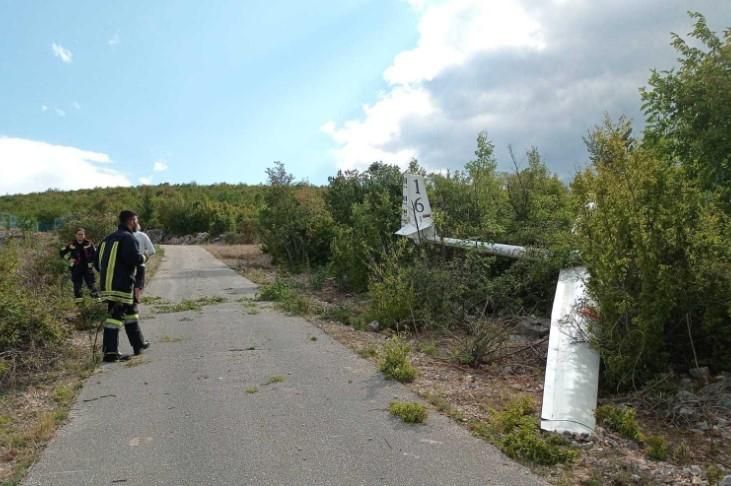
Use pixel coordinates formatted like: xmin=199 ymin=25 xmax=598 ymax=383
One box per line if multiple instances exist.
xmin=396 ymin=174 xmax=437 ymax=243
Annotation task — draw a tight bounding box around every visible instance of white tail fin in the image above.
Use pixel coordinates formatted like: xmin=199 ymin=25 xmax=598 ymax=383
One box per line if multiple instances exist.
xmin=396 ymin=174 xmax=437 ymax=242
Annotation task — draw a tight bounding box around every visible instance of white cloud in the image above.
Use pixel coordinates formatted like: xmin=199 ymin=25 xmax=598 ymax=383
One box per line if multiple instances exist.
xmin=138 ymin=176 xmax=152 ymax=185
xmin=385 ymin=0 xmax=544 ymax=85
xmin=321 ymin=86 xmax=434 ymax=170
xmin=322 ymin=0 xmax=731 ymax=175
xmin=40 ymin=105 xmax=48 ymax=112
xmin=55 ymin=107 xmax=66 ymax=117
xmin=152 ymin=160 xmax=168 ymax=172
xmin=108 ymin=32 xmax=120 ymax=46
xmin=51 ymin=43 xmax=73 ymax=63
xmin=0 ymin=137 xmax=130 ymax=195
xmin=72 ymin=101 xmax=81 ymax=110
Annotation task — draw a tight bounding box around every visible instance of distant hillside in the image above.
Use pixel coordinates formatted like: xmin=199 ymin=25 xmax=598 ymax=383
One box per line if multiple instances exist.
xmin=0 ymin=182 xmax=276 ymax=237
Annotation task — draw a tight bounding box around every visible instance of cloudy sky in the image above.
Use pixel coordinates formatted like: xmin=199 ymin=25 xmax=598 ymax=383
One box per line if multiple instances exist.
xmin=1 ymin=0 xmax=729 ymax=195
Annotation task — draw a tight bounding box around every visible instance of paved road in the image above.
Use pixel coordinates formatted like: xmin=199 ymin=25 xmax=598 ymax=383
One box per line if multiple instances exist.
xmin=25 ymin=246 xmax=542 ymax=486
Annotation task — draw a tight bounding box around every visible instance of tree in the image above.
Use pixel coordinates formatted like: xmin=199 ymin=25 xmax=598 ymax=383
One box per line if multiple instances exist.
xmin=265 ymin=161 xmax=294 ymax=186
xmin=641 ymin=12 xmax=731 ymax=203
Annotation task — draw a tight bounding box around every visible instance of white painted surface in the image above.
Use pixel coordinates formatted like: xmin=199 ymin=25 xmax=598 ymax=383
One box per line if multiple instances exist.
xmin=540 ymin=267 xmax=600 ymax=434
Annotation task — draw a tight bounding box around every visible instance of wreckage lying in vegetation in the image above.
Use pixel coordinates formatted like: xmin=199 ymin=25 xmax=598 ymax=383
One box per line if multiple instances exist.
xmin=398 ymin=173 xmax=599 ymax=435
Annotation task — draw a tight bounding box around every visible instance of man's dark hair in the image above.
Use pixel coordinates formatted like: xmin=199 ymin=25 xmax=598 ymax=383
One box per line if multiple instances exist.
xmin=119 ymin=210 xmax=138 ymax=226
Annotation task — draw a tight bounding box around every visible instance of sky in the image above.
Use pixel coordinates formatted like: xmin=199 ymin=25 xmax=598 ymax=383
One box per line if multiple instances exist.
xmin=0 ymin=0 xmax=729 ymax=195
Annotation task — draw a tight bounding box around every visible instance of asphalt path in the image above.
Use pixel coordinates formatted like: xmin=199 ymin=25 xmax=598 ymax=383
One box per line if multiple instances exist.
xmin=24 ymin=245 xmax=542 ymax=486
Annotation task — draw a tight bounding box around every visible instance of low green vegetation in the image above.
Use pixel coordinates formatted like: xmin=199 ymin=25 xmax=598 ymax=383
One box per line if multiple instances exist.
xmin=645 ymin=435 xmax=669 ymax=461
xmin=151 ymin=296 xmax=226 ymax=314
xmin=244 ymin=386 xmax=258 ymax=394
xmin=357 ymin=345 xmax=378 ymax=359
xmin=480 ymin=396 xmax=577 ymax=466
xmin=389 ymin=401 xmax=427 ymax=424
xmin=263 ymin=375 xmax=286 ymax=385
xmin=379 ymin=336 xmax=416 ymax=383
xmin=159 ymin=335 xmax=185 ymax=343
xmin=595 ymin=404 xmax=642 ymax=442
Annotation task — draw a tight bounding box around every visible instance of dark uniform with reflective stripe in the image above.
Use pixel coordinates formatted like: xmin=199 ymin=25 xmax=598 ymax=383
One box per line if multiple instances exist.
xmin=60 ymin=239 xmax=98 ymax=303
xmin=94 ymin=224 xmax=147 ymax=360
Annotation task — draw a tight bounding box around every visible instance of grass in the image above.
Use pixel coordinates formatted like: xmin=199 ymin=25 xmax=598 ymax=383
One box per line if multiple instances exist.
xmin=244 ymin=386 xmax=259 ymax=394
xmin=124 ymin=357 xmax=147 ymax=368
xmin=140 ymin=295 xmax=165 ymax=305
xmin=645 ymin=435 xmax=669 ymax=461
xmin=418 ymin=340 xmax=439 ymax=357
xmin=474 ymin=396 xmax=577 ymax=466
xmin=595 ymin=404 xmax=642 ymax=442
xmin=159 ymin=335 xmax=185 ymax=343
xmin=357 ymin=345 xmax=378 ymax=359
xmin=389 ymin=401 xmax=427 ymax=424
xmin=241 ymin=299 xmax=259 ymax=315
xmin=0 ymin=349 xmax=93 ymax=485
xmin=263 ymin=375 xmax=286 ymax=385
xmin=152 ymin=296 xmax=226 ymax=314
xmin=379 ymin=336 xmax=416 ymax=383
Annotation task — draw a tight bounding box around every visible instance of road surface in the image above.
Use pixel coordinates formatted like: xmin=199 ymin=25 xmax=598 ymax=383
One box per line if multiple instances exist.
xmin=25 ymin=246 xmax=542 ymax=486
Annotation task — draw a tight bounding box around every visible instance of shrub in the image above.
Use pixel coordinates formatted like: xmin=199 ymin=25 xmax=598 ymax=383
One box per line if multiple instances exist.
xmin=645 ymin=435 xmax=669 ymax=461
xmin=368 ymin=243 xmax=417 ymax=330
xmin=595 ymin=404 xmax=642 ymax=442
xmin=488 ymin=396 xmax=576 ymax=466
xmin=574 ymin=117 xmax=731 ymax=389
xmin=389 ymin=401 xmax=427 ymax=423
xmin=256 ymin=279 xmax=292 ymax=302
xmin=379 ymin=336 xmax=416 ymax=382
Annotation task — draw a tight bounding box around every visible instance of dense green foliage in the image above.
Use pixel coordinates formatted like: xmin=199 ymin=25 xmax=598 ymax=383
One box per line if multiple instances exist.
xmin=0 ymin=183 xmax=266 ymax=240
xmin=0 ymin=237 xmax=73 ymax=384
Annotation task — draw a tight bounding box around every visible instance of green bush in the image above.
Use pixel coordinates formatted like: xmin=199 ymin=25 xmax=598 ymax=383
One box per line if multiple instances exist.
xmin=379 ymin=336 xmax=416 ymax=382
xmin=488 ymin=396 xmax=576 ymax=466
xmin=645 ymin=435 xmax=668 ymax=461
xmin=574 ymin=117 xmax=731 ymax=388
xmin=256 ymin=279 xmax=292 ymax=302
xmin=389 ymin=401 xmax=427 ymax=423
xmin=595 ymin=404 xmax=642 ymax=442
xmin=0 ymin=237 xmax=72 ymax=383
xmin=368 ymin=242 xmax=418 ymax=329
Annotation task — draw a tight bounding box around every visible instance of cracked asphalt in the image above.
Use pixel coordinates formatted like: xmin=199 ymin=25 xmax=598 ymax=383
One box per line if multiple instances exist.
xmin=24 ymin=245 xmax=543 ymax=486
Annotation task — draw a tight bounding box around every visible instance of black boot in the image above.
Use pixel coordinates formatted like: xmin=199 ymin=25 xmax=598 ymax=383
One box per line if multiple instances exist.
xmin=102 ymin=327 xmax=130 ymax=362
xmin=124 ymin=322 xmax=148 ymax=355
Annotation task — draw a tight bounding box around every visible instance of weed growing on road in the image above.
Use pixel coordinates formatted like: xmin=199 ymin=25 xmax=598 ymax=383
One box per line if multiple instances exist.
xmin=263 ymin=375 xmax=286 ymax=385
xmin=241 ymin=299 xmax=259 ymax=315
xmin=159 ymin=335 xmax=185 ymax=343
xmin=244 ymin=386 xmax=258 ymax=394
xmin=141 ymin=295 xmax=165 ymax=305
xmin=379 ymin=336 xmax=416 ymax=383
xmin=124 ymin=357 xmax=147 ymax=368
xmin=309 ymin=336 xmax=317 ymax=342
xmin=152 ymin=296 xmax=226 ymax=314
xmin=389 ymin=401 xmax=427 ymax=424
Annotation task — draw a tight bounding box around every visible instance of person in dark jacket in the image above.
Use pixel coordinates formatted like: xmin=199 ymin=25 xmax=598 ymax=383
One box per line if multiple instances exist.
xmin=95 ymin=211 xmax=150 ymax=362
xmin=60 ymin=228 xmax=99 ymax=303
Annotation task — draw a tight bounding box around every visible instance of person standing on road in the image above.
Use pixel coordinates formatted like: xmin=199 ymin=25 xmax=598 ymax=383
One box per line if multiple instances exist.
xmin=95 ymin=211 xmax=150 ymax=362
xmin=60 ymin=228 xmax=99 ymax=304
xmin=131 ymin=222 xmax=155 ymax=312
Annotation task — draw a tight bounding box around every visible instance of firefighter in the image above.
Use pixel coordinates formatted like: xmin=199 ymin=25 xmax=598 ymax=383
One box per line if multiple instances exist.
xmin=95 ymin=211 xmax=150 ymax=362
xmin=60 ymin=228 xmax=99 ymax=304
